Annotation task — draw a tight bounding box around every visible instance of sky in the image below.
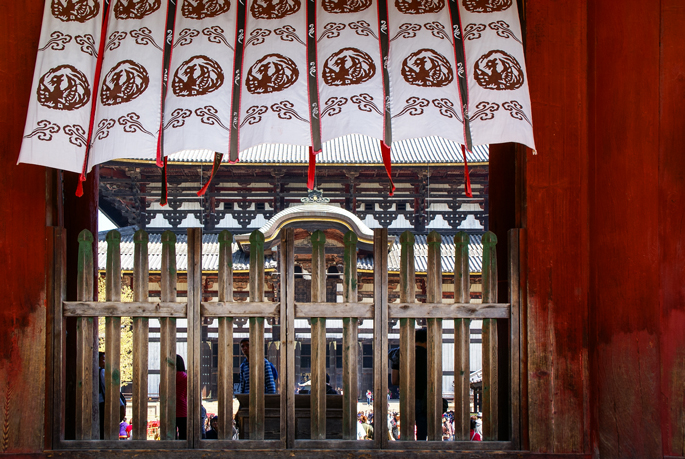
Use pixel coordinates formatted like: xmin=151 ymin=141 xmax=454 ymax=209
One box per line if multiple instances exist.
xmin=98 ymin=210 xmax=117 ymax=233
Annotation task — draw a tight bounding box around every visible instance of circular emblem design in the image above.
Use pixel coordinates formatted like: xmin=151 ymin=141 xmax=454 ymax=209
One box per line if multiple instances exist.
xmin=51 ymin=0 xmax=100 ymax=22
xmin=172 ymin=55 xmax=224 ymax=97
xmin=473 ymin=50 xmax=524 ymax=90
xmin=462 ymin=0 xmax=512 ymax=13
xmin=37 ymin=64 xmax=91 ymax=110
xmin=182 ymin=0 xmax=230 ymax=19
xmin=322 ymin=48 xmax=376 ymax=87
xmin=245 ymin=54 xmax=299 ymax=94
xmin=100 ymin=60 xmax=150 ymax=105
xmin=251 ymin=0 xmax=300 ymax=19
xmin=113 ymin=0 xmax=161 ymax=19
xmin=395 ymin=0 xmax=444 ymax=14
xmin=401 ymin=49 xmax=453 ymax=87
xmin=321 ymin=0 xmax=372 ymax=13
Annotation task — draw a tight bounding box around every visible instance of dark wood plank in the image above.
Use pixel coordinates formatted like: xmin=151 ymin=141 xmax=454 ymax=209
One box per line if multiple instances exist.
xmin=426 ymin=231 xmax=443 ymax=442
xmin=398 ymin=231 xmax=416 ymax=442
xmin=186 ymin=228 xmax=203 ymax=447
xmin=132 ymin=229 xmax=149 ymax=441
xmin=373 ymin=228 xmax=389 ymax=449
xmin=341 ymin=227 xmax=359 ymax=440
xmin=104 ymin=231 xmax=122 ymax=441
xmin=64 ymin=301 xmax=186 ymax=317
xmin=75 ymin=230 xmax=95 ymax=440
xmin=389 ymin=303 xmax=510 ymax=319
xmin=248 ymin=229 xmax=266 ymax=440
xmin=453 ymin=231 xmax=471 ymax=441
xmin=310 ymin=230 xmax=326 ymax=440
xmin=281 ymin=229 xmax=296 ymax=447
xmin=481 ymin=231 xmax=498 ymax=441
xmin=508 ymin=229 xmax=522 ymax=449
xmin=48 ymin=226 xmax=67 ymax=446
xmin=159 ymin=230 xmax=178 ymax=441
xmin=217 ymin=228 xmax=235 ymax=440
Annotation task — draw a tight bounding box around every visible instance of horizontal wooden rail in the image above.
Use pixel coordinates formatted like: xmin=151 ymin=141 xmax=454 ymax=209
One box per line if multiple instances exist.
xmin=201 ymin=301 xmax=280 ymax=317
xmin=385 ymin=440 xmax=514 ymax=451
xmin=295 ymin=302 xmax=373 ymax=318
xmin=389 ymin=302 xmax=510 ymax=319
xmin=63 ymin=301 xmax=186 ymax=317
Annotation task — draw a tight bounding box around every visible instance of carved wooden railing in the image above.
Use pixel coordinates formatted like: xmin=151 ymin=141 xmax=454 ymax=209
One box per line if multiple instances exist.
xmin=48 ymin=225 xmax=522 ymax=451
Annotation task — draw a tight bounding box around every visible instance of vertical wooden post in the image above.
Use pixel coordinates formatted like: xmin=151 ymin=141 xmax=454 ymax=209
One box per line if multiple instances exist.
xmin=187 ymin=228 xmax=202 ymax=446
xmin=373 ymin=228 xmax=389 ymax=448
xmin=508 ymin=229 xmax=522 ymax=448
xmin=454 ymin=231 xmax=471 ymax=440
xmin=249 ymin=230 xmax=265 ymax=440
xmin=398 ymin=231 xmax=416 ymax=441
xmin=310 ymin=230 xmax=327 ymax=439
xmin=280 ymin=229 xmax=295 ymax=447
xmin=342 ymin=231 xmax=358 ymax=440
xmin=159 ymin=231 xmax=177 ymax=440
xmin=75 ymin=230 xmax=95 ymax=440
xmin=482 ymin=231 xmax=499 ymax=440
xmin=217 ymin=230 xmax=234 ymax=440
xmin=104 ymin=230 xmax=122 ymax=441
xmin=132 ymin=229 xmax=150 ymax=440
xmin=48 ymin=226 xmax=67 ymax=446
xmin=426 ymin=231 xmax=443 ymax=441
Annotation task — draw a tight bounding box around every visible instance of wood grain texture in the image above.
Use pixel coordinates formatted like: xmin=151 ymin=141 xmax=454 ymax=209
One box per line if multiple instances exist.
xmin=48 ymin=227 xmax=67 ymax=447
xmin=248 ymin=230 xmax=265 ymax=440
xmin=75 ymin=230 xmax=95 ymax=440
xmin=104 ymin=232 xmax=122 ymax=441
xmin=159 ymin=231 xmax=177 ymax=440
xmin=295 ymin=303 xmax=372 ymax=319
xmin=310 ymin=229 xmax=326 ymax=440
xmin=389 ymin=303 xmax=509 ymax=319
xmin=202 ymin=302 xmax=278 ymax=317
xmin=217 ymin=231 xmax=234 ymax=441
xmin=372 ymin=229 xmax=389 ymax=449
xmin=132 ymin=229 xmax=149 ymax=441
xmin=186 ymin=228 xmax=202 ymax=446
xmin=426 ymin=232 xmax=442 ymax=442
xmin=64 ymin=302 xmax=186 ymax=317
xmin=281 ymin=229 xmax=295 ymax=447
xmin=341 ymin=231 xmax=358 ymax=440
xmin=398 ymin=231 xmax=415 ymax=442
xmin=453 ymin=230 xmax=471 ymax=441
xmin=508 ymin=230 xmax=522 ymax=449
xmin=481 ymin=232 xmax=498 ymax=441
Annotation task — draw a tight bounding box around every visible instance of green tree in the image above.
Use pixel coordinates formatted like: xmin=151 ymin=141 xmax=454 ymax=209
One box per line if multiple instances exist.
xmin=98 ymin=276 xmax=134 ymax=384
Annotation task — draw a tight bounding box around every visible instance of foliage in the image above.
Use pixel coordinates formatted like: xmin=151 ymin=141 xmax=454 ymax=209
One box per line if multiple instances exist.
xmin=98 ymin=276 xmax=134 ymax=384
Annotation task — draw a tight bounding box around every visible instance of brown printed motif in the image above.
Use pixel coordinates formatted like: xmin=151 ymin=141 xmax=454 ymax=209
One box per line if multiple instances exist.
xmin=473 ymin=50 xmax=524 ymax=90
xmin=174 ymin=28 xmax=200 ymax=48
xmin=271 ymin=100 xmax=308 ymax=122
xmin=432 ymin=98 xmax=462 ymax=122
xmin=182 ymin=0 xmax=230 ymax=19
xmin=463 ymin=23 xmax=486 ymax=41
xmin=401 ymin=49 xmax=453 ymax=88
xmin=319 ymin=23 xmax=346 ymax=42
xmin=113 ymin=0 xmax=161 ymax=20
xmin=320 ymin=97 xmax=348 ymax=117
xmin=322 ymin=0 xmax=372 ymax=14
xmin=203 ymin=26 xmax=233 ymax=50
xmin=392 ymin=96 xmax=429 ymax=118
xmin=172 ymin=55 xmax=225 ymax=97
xmin=37 ymin=64 xmax=91 ymax=111
xmin=322 ymin=48 xmax=376 ymax=86
xmin=246 ymin=54 xmax=299 ymax=94
xmin=502 ymin=100 xmax=531 ymax=125
xmin=241 ymin=105 xmax=268 ymax=127
xmin=24 ymin=120 xmax=61 ymax=141
xmin=100 ymin=60 xmax=150 ymax=105
xmin=275 ymin=26 xmax=306 ymax=46
xmin=196 ymin=105 xmax=230 ymax=130
xmin=350 ymin=93 xmax=382 ymax=115
xmin=118 ymin=112 xmax=154 ymax=136
xmin=39 ymin=31 xmax=72 ymax=52
xmin=470 ymin=101 xmax=499 ymax=121
xmin=488 ymin=21 xmax=521 ymax=44
xmin=395 ymin=0 xmax=444 ymax=15
xmin=52 ymin=0 xmax=100 ymax=23
xmin=130 ymin=27 xmax=163 ymax=51
xmin=164 ymin=108 xmax=192 ymax=129
xmin=251 ymin=0 xmax=300 ymax=20
xmin=390 ymin=23 xmax=421 ymax=42
xmin=349 ymin=20 xmax=377 ymax=39
xmin=75 ymin=34 xmax=97 ymax=56
xmin=462 ymin=0 xmax=511 ymax=13
xmin=63 ymin=124 xmax=87 ymax=146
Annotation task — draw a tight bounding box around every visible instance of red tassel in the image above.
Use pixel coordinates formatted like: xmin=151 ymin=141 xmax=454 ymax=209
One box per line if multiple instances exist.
xmin=197 ymin=153 xmax=223 ymax=196
xmin=380 ymin=141 xmax=395 ymax=196
xmin=461 ymin=144 xmax=473 ymax=198
xmin=75 ymin=174 xmax=85 ymax=197
xmin=307 ymin=146 xmax=316 ymax=190
xmin=160 ymin=157 xmax=169 ymax=206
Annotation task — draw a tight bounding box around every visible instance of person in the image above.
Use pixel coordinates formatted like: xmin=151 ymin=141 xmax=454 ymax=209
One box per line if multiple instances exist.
xmin=176 ymin=354 xmax=188 ymax=440
xmin=119 ymin=417 xmax=130 ymax=440
xmin=99 ymin=351 xmax=126 ymax=440
xmin=205 ymin=416 xmax=219 ymax=439
xmin=389 ymin=328 xmax=428 ymax=440
xmin=470 ymin=418 xmax=482 ymax=441
xmin=298 ymin=373 xmax=338 ymax=395
xmin=200 ymin=404 xmax=207 ymax=439
xmin=366 ymin=390 xmax=372 ymax=405
xmin=357 ymin=415 xmax=367 ymax=440
xmin=360 ymin=415 xmax=373 ymax=440
xmin=238 ymin=339 xmax=277 ymax=394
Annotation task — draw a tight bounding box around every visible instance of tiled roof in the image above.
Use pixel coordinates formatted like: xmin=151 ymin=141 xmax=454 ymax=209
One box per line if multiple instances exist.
xmin=130 ymin=135 xmax=488 ymax=165
xmin=98 ymin=228 xmax=484 ymax=274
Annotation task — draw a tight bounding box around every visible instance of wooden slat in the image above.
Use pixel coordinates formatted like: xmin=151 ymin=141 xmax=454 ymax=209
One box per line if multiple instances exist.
xmin=202 ymin=302 xmax=279 ymax=317
xmin=159 ymin=230 xmax=177 ymax=440
xmin=217 ymin=230 xmax=234 ymax=441
xmin=310 ymin=230 xmax=326 ymax=440
xmin=373 ymin=228 xmax=389 ymax=449
xmin=186 ymin=228 xmax=202 ymax=446
xmin=481 ymin=231 xmax=499 ymax=440
xmin=248 ymin=230 xmax=265 ymax=440
xmin=48 ymin=226 xmax=67 ymax=446
xmin=104 ymin=230 xmax=122 ymax=441
xmin=295 ymin=302 xmax=373 ymax=319
xmin=426 ymin=231 xmax=443 ymax=442
xmin=389 ymin=302 xmax=510 ymax=319
xmin=75 ymin=230 xmax=95 ymax=440
xmin=453 ymin=231 xmax=471 ymax=441
xmin=398 ymin=231 xmax=416 ymax=442
xmin=385 ymin=440 xmax=515 ymax=451
xmin=508 ymin=229 xmax=522 ymax=448
xmin=341 ymin=231 xmax=358 ymax=440
xmin=64 ymin=301 xmax=186 ymax=317
xmin=281 ymin=229 xmax=295 ymax=447
xmin=132 ymin=230 xmax=149 ymax=441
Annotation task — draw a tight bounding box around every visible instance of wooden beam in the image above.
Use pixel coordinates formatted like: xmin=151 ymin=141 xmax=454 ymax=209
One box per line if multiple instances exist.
xmin=389 ymin=303 xmax=510 ymax=319
xmin=281 ymin=229 xmax=295 ymax=447
xmin=202 ymin=302 xmax=279 ymax=317
xmin=295 ymin=302 xmax=373 ymax=319
xmin=373 ymin=228 xmax=389 ymax=448
xmin=104 ymin=231 xmax=121 ymax=441
xmin=217 ymin=230 xmax=234 ymax=441
xmin=426 ymin=231 xmax=442 ymax=442
xmin=159 ymin=231 xmax=177 ymax=440
xmin=509 ymin=229 xmax=522 ymax=449
xmin=248 ymin=230 xmax=265 ymax=440
xmin=453 ymin=232 xmax=471 ymax=441
xmin=310 ymin=230 xmax=326 ymax=440
xmin=186 ymin=228 xmax=202 ymax=446
xmin=132 ymin=230 xmax=149 ymax=441
xmin=48 ymin=226 xmax=67 ymax=446
xmin=64 ymin=301 xmax=186 ymax=317
xmin=341 ymin=231 xmax=358 ymax=440
xmin=398 ymin=231 xmax=416 ymax=442
xmin=482 ymin=231 xmax=498 ymax=440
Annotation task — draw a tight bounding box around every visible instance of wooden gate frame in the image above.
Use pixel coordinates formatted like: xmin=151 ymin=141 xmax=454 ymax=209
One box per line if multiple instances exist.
xmin=46 ymin=225 xmax=523 ymax=453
